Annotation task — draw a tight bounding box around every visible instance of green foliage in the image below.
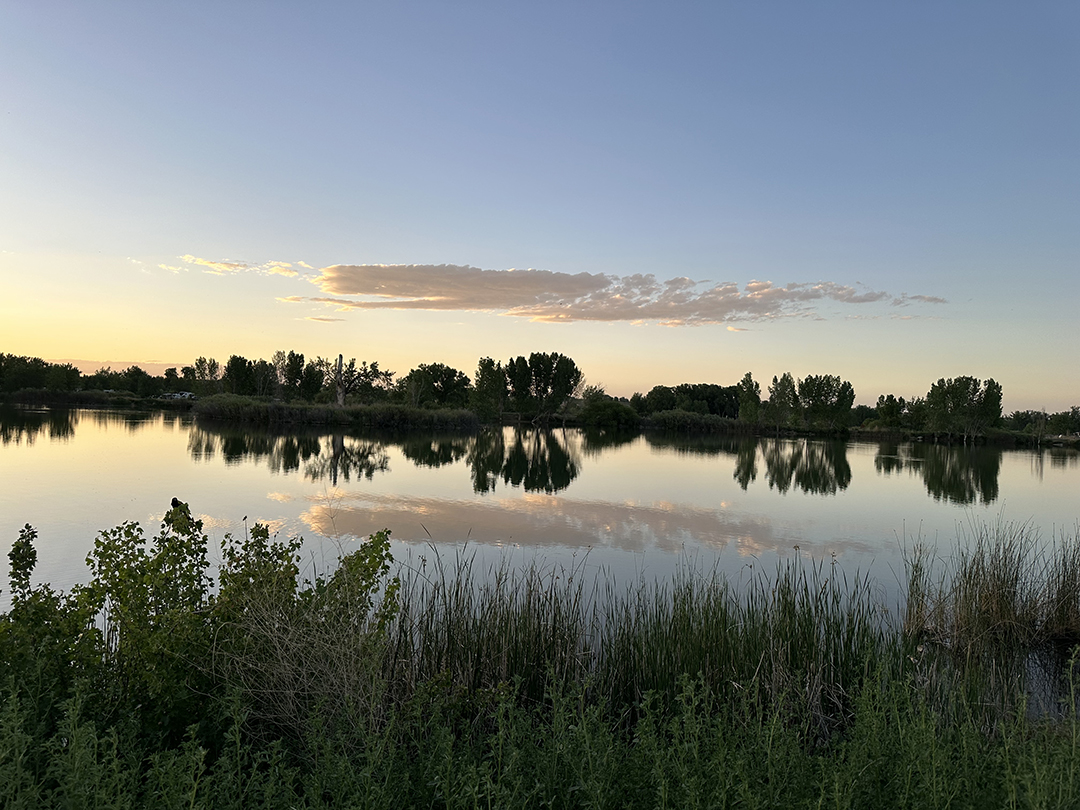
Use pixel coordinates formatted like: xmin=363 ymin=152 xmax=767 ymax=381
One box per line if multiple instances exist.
xmin=222 ymin=355 xmax=256 ymax=396
xmin=925 ymin=376 xmax=1002 ymax=441
xmin=472 ymin=357 xmax=508 ymax=423
xmin=506 ymin=353 xmax=583 ymax=422
xmin=579 ymin=396 xmax=640 ymax=431
xmin=765 ymin=371 xmax=799 ymax=433
xmin=736 ymin=371 xmax=761 ymax=423
xmin=3 ymin=510 xmax=1080 ymax=806
xmin=797 ymin=374 xmax=855 ymax=431
xmin=397 ymin=362 xmax=471 ymax=409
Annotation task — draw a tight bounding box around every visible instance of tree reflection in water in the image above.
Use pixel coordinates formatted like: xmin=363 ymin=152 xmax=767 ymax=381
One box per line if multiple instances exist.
xmin=0 ymin=406 xmax=77 ymax=445
xmin=399 ymin=436 xmax=470 ymax=468
xmin=467 ymin=428 xmax=582 ymax=494
xmin=761 ymin=438 xmax=851 ymax=495
xmin=645 ymin=433 xmax=851 ymax=496
xmin=304 ymin=435 xmax=389 ymax=486
xmin=875 ymin=442 xmax=1001 ymax=505
xmin=187 ymin=425 xmax=388 ymax=485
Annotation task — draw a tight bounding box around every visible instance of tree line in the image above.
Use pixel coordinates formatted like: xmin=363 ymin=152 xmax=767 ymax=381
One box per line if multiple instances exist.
xmin=3 ymin=351 xmax=1076 ymax=439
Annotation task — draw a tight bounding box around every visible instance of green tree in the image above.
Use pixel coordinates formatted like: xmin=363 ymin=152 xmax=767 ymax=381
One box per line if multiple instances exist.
xmin=472 ymin=357 xmax=508 ymax=423
xmin=925 ymin=376 xmax=1003 ymax=442
xmin=737 ymin=372 xmax=762 ymax=423
xmin=252 ymin=359 xmax=277 ymax=397
xmin=320 ymin=356 xmax=393 ymax=405
xmin=222 ymin=355 xmax=256 ymax=396
xmin=797 ymin=374 xmax=854 ymax=431
xmin=398 ymin=362 xmax=471 ymax=408
xmin=163 ymin=367 xmax=180 ymax=392
xmin=509 ymin=352 xmax=583 ymax=423
xmin=766 ymin=372 xmax=799 ymax=434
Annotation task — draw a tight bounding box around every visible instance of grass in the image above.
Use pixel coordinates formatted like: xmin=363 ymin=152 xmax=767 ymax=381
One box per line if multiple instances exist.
xmin=193 ymin=393 xmax=480 ymax=431
xmin=2 ymin=510 xmax=1080 ymax=807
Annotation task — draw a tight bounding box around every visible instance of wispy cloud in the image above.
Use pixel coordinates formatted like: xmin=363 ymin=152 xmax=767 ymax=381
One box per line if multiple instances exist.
xmin=305 ymin=316 xmax=345 ymax=322
xmin=727 ymin=326 xmax=750 ymax=332
xmin=277 ymin=263 xmax=945 ymax=326
xmin=180 ymin=254 xmax=250 ymax=274
xmin=176 ymin=255 xmax=315 ymax=278
xmin=892 ymin=293 xmax=948 ymax=307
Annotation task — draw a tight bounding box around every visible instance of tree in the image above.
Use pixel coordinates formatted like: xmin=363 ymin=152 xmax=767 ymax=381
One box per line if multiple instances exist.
xmin=297 ymin=361 xmax=322 ymax=401
xmin=223 ymin=355 xmax=256 ymax=396
xmin=506 ymin=352 xmax=583 ymax=423
xmin=925 ymin=376 xmax=1003 ymax=442
xmin=321 ymin=355 xmax=394 ymax=406
xmin=766 ymin=372 xmax=799 ymax=434
xmin=797 ymin=374 xmax=855 ymax=431
xmin=279 ymin=351 xmax=306 ymax=400
xmin=163 ymin=367 xmax=180 ymax=392
xmin=737 ymin=372 xmax=761 ymax=423
xmin=192 ymin=357 xmax=221 ymax=396
xmin=397 ymin=362 xmax=471 ymax=408
xmin=252 ymin=360 xmax=277 ymax=397
xmin=472 ymin=357 xmax=508 ymax=423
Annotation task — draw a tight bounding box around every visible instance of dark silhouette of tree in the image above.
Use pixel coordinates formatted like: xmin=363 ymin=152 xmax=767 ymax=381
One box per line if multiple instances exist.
xmin=737 ymin=372 xmax=761 ymax=424
xmin=472 ymin=357 xmax=508 ymax=423
xmin=397 ymin=363 xmax=471 ymax=408
xmin=797 ymin=374 xmax=855 ymax=431
xmin=765 ymin=373 xmax=799 ymax=435
xmin=319 ymin=355 xmax=394 ymax=405
xmin=925 ymin=376 xmax=1002 ymax=442
xmin=223 ymin=355 xmax=256 ymax=396
xmin=505 ymin=353 xmax=583 ymax=424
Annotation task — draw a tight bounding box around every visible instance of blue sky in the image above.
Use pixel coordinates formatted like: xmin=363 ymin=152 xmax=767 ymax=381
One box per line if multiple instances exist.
xmin=1 ymin=2 xmax=1077 ymax=410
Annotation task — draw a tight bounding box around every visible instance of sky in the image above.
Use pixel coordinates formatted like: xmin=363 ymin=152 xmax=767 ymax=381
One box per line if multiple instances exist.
xmin=1 ymin=1 xmax=1077 ymax=411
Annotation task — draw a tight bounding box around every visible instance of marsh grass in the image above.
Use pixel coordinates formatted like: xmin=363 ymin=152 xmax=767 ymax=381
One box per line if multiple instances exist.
xmin=194 ymin=393 xmax=479 ymax=431
xmin=4 ymin=511 xmax=1080 ymax=806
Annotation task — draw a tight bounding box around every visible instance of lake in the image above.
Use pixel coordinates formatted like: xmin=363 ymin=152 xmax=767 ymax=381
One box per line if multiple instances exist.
xmin=2 ymin=406 xmax=1078 ymax=607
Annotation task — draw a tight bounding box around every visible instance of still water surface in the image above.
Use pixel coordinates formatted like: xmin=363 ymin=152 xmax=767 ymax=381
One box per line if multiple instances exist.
xmin=1 ymin=406 xmax=1078 ymax=604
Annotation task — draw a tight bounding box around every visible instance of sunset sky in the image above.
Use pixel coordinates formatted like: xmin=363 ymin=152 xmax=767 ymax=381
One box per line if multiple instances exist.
xmin=1 ymin=2 xmax=1077 ymax=411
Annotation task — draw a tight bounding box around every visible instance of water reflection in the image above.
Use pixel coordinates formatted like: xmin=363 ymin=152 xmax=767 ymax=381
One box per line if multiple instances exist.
xmin=468 ymin=428 xmax=581 ymax=494
xmin=399 ymin=435 xmax=470 ymax=468
xmin=874 ymin=442 xmax=1002 ymax=505
xmin=295 ymin=490 xmax=876 ymax=559
xmin=645 ymin=434 xmax=851 ymax=496
xmin=0 ymin=406 xmax=76 ymax=445
xmin=0 ymin=407 xmax=170 ymax=445
xmin=762 ymin=439 xmax=852 ymax=495
xmin=188 ymin=425 xmax=388 ymax=485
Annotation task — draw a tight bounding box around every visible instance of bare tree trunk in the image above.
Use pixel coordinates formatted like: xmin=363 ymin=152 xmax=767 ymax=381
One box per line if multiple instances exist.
xmin=335 ymin=354 xmax=345 ymax=407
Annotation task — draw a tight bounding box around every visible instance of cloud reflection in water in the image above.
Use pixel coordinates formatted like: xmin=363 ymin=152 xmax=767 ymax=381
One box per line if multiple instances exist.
xmin=294 ymin=490 xmax=875 ymax=560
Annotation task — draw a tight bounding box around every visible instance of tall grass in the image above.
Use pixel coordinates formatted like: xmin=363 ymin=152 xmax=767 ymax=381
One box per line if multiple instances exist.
xmin=379 ymin=549 xmax=889 ymax=738
xmin=194 ymin=393 xmax=479 ymax=431
xmin=4 ymin=512 xmax=1080 ymax=806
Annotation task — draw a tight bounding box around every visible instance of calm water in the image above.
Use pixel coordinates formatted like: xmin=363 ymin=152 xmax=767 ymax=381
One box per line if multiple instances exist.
xmin=2 ymin=406 xmax=1078 ymax=605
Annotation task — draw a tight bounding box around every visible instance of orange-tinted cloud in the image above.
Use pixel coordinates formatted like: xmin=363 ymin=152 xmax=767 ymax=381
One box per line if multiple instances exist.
xmin=279 ymin=263 xmax=943 ymax=326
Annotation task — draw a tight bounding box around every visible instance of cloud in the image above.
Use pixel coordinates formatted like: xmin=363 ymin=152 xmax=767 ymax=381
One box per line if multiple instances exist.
xmin=278 ymin=263 xmax=943 ymax=326
xmin=726 ymin=326 xmax=750 ymax=332
xmin=180 ymin=254 xmax=250 ymax=274
xmin=892 ymin=293 xmax=948 ymax=307
xmin=305 ymin=316 xmax=345 ymax=322
xmin=178 ymin=255 xmax=314 ymax=278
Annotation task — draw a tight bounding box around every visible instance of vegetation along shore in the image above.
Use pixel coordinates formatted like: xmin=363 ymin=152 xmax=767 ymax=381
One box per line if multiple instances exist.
xmin=2 ymin=503 xmax=1079 ymax=806
xmin=3 ymin=350 xmax=1078 ymax=444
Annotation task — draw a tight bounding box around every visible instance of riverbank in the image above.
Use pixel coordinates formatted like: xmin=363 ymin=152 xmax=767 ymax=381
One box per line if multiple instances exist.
xmin=2 ymin=508 xmax=1078 ymax=806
